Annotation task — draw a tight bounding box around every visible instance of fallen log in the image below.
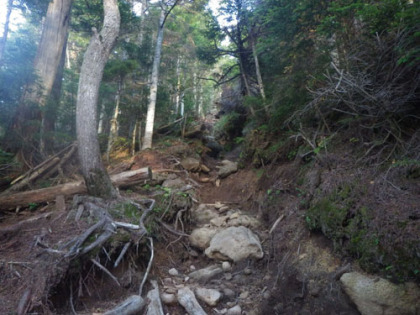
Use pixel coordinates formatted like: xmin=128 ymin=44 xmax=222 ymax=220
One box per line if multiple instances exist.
xmin=0 ymin=167 xmax=152 ymax=210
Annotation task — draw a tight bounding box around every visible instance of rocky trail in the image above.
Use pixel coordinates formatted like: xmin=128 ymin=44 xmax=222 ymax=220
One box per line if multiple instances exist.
xmin=0 ymin=140 xmax=419 ymax=314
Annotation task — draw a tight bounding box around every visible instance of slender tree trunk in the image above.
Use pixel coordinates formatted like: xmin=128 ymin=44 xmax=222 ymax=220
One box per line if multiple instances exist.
xmin=0 ymin=0 xmax=13 ymax=66
xmin=76 ymin=0 xmax=120 ymax=198
xmin=175 ymin=56 xmax=181 ymax=116
xmin=98 ymin=102 xmax=105 ymax=134
xmin=198 ymin=84 xmax=204 ymax=118
xmin=107 ymin=79 xmax=122 ymax=162
xmin=142 ymin=9 xmax=165 ymax=150
xmin=251 ymin=39 xmax=265 ymax=100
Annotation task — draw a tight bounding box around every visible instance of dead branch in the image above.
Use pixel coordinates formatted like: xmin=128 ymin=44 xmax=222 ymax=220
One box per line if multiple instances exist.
xmin=5 ymin=143 xmax=77 ymax=194
xmin=139 ymin=237 xmax=154 ymax=296
xmin=91 ymin=258 xmax=120 ymax=286
xmin=114 ymin=242 xmax=130 ymax=268
xmin=0 ymin=167 xmax=152 ymax=210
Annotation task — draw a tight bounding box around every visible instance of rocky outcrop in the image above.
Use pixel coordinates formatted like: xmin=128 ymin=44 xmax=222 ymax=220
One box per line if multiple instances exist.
xmin=205 ymin=226 xmax=264 ymax=262
xmin=340 ymin=272 xmax=420 ymax=315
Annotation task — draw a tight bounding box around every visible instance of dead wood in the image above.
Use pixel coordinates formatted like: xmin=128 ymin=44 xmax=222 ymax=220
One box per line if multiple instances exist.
xmin=0 ymin=167 xmax=152 ymax=210
xmin=4 ymin=143 xmax=77 ymax=194
xmin=155 ymin=117 xmax=184 ymax=135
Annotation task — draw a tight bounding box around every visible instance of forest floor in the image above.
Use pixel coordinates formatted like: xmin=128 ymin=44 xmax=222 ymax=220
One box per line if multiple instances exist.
xmin=1 ymin=130 xmax=419 ymax=314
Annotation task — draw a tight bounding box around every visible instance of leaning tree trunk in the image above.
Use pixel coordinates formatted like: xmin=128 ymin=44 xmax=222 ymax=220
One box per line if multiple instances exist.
xmin=76 ymin=0 xmax=120 ymax=198
xmin=142 ymin=9 xmax=165 ymax=150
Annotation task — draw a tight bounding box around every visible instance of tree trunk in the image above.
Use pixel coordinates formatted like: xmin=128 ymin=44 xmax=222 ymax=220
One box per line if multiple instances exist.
xmin=8 ymin=0 xmax=72 ymax=161
xmin=107 ymin=79 xmax=122 ymax=162
xmin=142 ymin=9 xmax=165 ymax=150
xmin=175 ymin=56 xmax=181 ymax=116
xmin=0 ymin=0 xmax=13 ymax=66
xmin=76 ymin=0 xmax=120 ymax=198
xmin=251 ymin=39 xmax=266 ymax=101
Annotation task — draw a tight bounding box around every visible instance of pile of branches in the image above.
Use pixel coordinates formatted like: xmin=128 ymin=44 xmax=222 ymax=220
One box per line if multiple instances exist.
xmin=291 ymin=29 xmax=420 ymax=162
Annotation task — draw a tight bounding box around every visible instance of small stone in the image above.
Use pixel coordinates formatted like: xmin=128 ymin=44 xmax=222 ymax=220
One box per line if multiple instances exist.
xmin=214 ymin=202 xmax=224 ymax=209
xmin=263 ymin=290 xmax=271 ymax=299
xmin=190 ymin=265 xmax=196 ymax=271
xmin=195 ymin=287 xmax=222 ymax=306
xmin=219 ymin=308 xmax=228 ymax=314
xmin=164 ymin=287 xmax=176 ymax=294
xmin=226 ymin=305 xmax=242 ymax=315
xmin=219 ymin=206 xmax=229 ymax=213
xmin=239 ymin=291 xmax=249 ymax=299
xmin=169 ymin=268 xmax=179 ymax=276
xmin=163 ymin=277 xmax=173 ymax=285
xmin=188 ymin=248 xmax=199 ymax=257
xmin=223 ymin=288 xmax=236 ymax=299
xmin=184 ymin=276 xmax=190 ymax=282
xmin=188 ymin=264 xmax=223 ymax=283
xmin=222 ymin=261 xmax=232 ymax=272
xmin=224 ymin=272 xmax=233 ymax=280
xmin=161 ymin=292 xmax=177 ymax=305
xmin=243 ymin=268 xmax=252 ymax=275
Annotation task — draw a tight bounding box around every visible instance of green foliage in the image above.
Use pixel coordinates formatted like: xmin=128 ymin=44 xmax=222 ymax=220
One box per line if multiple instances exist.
xmin=214 ymin=112 xmax=245 ymax=141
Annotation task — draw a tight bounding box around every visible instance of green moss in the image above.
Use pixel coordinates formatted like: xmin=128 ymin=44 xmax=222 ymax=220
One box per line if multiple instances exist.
xmin=306 ymin=184 xmax=419 ymax=282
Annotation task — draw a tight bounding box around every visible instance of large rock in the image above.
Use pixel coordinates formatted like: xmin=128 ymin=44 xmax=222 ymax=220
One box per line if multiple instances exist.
xmin=181 ymin=157 xmax=201 ymax=172
xmin=216 ymin=160 xmax=238 ymax=179
xmin=205 ymin=226 xmax=264 ymax=262
xmin=210 ymin=212 xmax=260 ymax=229
xmin=340 ymin=272 xmax=420 ymax=315
xmin=189 ymin=227 xmax=219 ymax=249
xmin=191 ymin=204 xmax=219 ymax=225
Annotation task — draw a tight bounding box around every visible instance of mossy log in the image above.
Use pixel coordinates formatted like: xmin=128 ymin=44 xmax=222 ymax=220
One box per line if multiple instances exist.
xmin=0 ymin=167 xmax=152 ymax=210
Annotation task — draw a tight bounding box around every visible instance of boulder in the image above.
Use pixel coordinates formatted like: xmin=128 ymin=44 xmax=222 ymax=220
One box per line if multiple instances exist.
xmin=181 ymin=157 xmax=201 ymax=172
xmin=195 ymin=287 xmax=222 ymax=306
xmin=189 ymin=227 xmax=219 ymax=249
xmin=216 ymin=160 xmax=238 ymax=179
xmin=205 ymin=226 xmax=264 ymax=262
xmin=210 ymin=213 xmax=260 ymax=229
xmin=340 ymin=272 xmax=420 ymax=315
xmin=191 ymin=204 xmax=219 ymax=225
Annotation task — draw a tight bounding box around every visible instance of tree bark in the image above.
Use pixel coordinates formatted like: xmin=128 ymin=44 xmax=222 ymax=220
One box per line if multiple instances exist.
xmin=7 ymin=0 xmax=72 ymax=161
xmin=251 ymin=38 xmax=265 ymax=101
xmin=76 ymin=0 xmax=120 ymax=198
xmin=0 ymin=0 xmax=13 ymax=66
xmin=0 ymin=167 xmax=152 ymax=210
xmin=142 ymin=9 xmax=165 ymax=150
xmin=27 ymin=0 xmax=73 ymax=107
